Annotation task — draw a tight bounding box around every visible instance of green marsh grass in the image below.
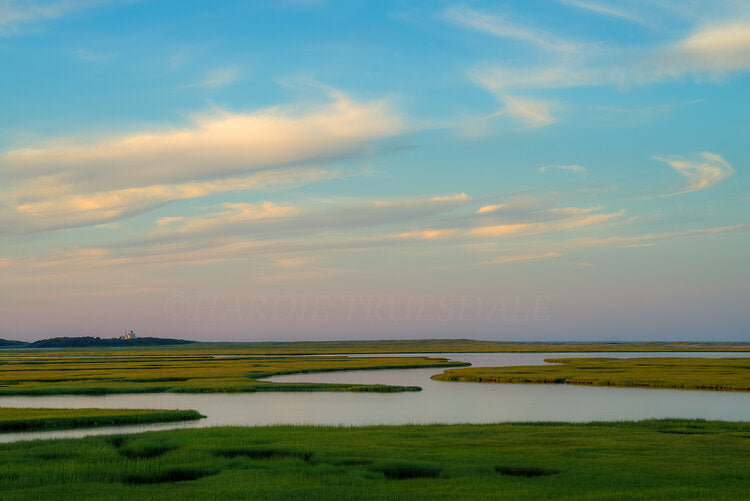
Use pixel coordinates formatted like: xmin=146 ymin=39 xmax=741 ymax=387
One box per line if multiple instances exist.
xmin=0 ymin=408 xmax=204 ymax=432
xmin=0 ymin=420 xmax=748 ymax=499
xmin=433 ymin=357 xmax=750 ymax=391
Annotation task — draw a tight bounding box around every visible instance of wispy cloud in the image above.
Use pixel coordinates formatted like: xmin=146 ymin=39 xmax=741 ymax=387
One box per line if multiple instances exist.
xmin=428 ymin=193 xmax=468 ymax=203
xmin=539 ymin=164 xmax=586 ymax=175
xmin=158 ymin=201 xmax=298 ymax=234
xmin=0 ymin=0 xmax=116 ymax=36
xmin=495 ymin=95 xmax=558 ymax=128
xmin=478 ymin=251 xmax=561 ymax=265
xmin=465 ymin=11 xmax=750 ymax=127
xmin=470 ymin=63 xmax=603 ymax=93
xmin=594 ymin=99 xmax=703 ymax=116
xmin=470 ymin=221 xmax=750 ymax=268
xmin=472 ymin=18 xmax=750 ymax=94
xmin=567 ymin=223 xmax=750 ymax=249
xmin=395 ymin=229 xmax=458 ymax=241
xmin=144 ymin=193 xmax=472 ymax=242
xmin=470 ymin=67 xmax=562 ymax=128
xmin=447 ymin=3 xmax=750 ymax=130
xmin=469 ymin=223 xmax=529 ymax=237
xmin=190 ymin=66 xmax=241 ymax=88
xmin=72 ymin=48 xmax=116 ymax=62
xmin=443 ymin=5 xmax=575 ymax=52
xmin=470 ymin=206 xmax=624 ymax=237
xmin=654 ymin=151 xmax=734 ymax=196
xmin=5 ymin=167 xmax=338 ymax=234
xmin=476 ymin=204 xmax=505 ymax=215
xmin=557 ymin=0 xmax=648 ymax=26
xmin=260 ymin=270 xmax=335 ymax=282
xmin=469 ymin=211 xmax=625 ymax=237
xmin=274 ymin=256 xmax=316 ymax=268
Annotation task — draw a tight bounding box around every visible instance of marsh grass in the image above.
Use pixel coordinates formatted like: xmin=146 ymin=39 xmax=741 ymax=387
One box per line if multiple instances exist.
xmin=495 ymin=465 xmax=560 ymax=477
xmin=213 ymin=448 xmax=313 ymax=462
xmin=373 ymin=462 xmax=443 ymax=480
xmin=433 ymin=357 xmax=750 ymax=392
xmin=0 ymin=420 xmax=748 ymax=499
xmin=0 ymin=408 xmax=204 ymax=432
xmin=0 ymin=354 xmax=463 ymax=396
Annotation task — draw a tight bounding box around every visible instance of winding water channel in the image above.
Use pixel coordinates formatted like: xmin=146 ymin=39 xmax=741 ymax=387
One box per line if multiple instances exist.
xmin=1 ymin=351 xmax=748 ymax=443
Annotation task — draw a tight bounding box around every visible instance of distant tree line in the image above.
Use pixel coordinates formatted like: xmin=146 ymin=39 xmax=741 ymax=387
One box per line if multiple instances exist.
xmin=0 ymin=339 xmax=28 ymax=348
xmin=0 ymin=337 xmax=193 ymax=348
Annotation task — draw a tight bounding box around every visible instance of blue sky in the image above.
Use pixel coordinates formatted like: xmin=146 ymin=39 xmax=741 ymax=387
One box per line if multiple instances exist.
xmin=1 ymin=0 xmax=748 ymax=341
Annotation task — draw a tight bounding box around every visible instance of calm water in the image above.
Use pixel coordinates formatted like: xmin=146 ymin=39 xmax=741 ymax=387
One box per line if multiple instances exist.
xmin=1 ymin=352 xmax=748 ymax=443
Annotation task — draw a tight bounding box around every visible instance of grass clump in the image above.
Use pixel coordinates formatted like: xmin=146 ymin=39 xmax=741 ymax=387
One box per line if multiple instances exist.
xmin=213 ymin=448 xmax=313 ymax=462
xmin=495 ymin=465 xmax=560 ymax=477
xmin=120 ymin=467 xmax=213 ymax=485
xmin=372 ymin=462 xmax=442 ymax=480
xmin=433 ymin=357 xmax=750 ymax=392
xmin=0 ymin=408 xmax=204 ymax=433
xmin=118 ymin=444 xmax=178 ymax=460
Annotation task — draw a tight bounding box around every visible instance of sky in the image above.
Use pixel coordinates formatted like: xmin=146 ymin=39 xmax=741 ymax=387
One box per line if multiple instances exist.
xmin=0 ymin=0 xmax=748 ymax=342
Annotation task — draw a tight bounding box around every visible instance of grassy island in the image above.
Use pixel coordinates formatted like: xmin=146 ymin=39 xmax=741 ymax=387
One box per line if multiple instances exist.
xmin=0 ymin=353 xmax=466 ymax=396
xmin=433 ymin=357 xmax=750 ymax=392
xmin=0 ymin=408 xmax=204 ymax=433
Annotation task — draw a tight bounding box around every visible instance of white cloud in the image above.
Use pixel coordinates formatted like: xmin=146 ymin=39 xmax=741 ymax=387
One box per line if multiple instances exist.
xmin=0 ymin=91 xmax=405 ymax=232
xmin=658 ymin=21 xmax=750 ymax=77
xmin=654 ymin=151 xmax=734 ymax=195
xmin=2 ymin=92 xmax=402 ymax=190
